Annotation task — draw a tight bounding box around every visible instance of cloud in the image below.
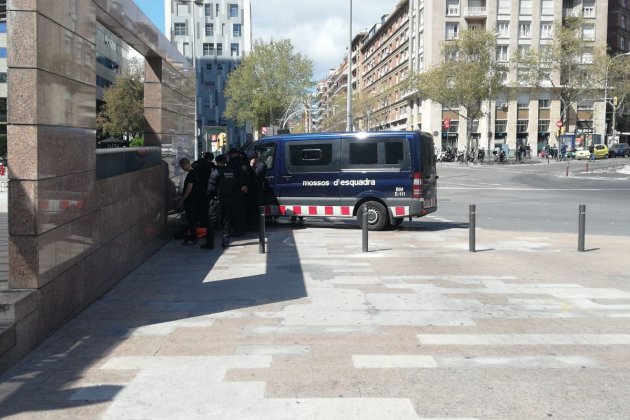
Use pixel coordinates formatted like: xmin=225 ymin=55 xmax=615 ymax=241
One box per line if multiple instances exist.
xmin=251 ymin=0 xmax=400 ymax=80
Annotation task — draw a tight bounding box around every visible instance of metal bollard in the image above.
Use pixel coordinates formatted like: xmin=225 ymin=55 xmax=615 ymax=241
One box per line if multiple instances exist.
xmin=578 ymin=204 xmax=586 ymax=252
xmin=258 ymin=206 xmax=266 ymax=254
xmin=362 ymin=207 xmax=369 ymax=253
xmin=469 ymin=204 xmax=476 ymax=253
xmin=566 ymin=161 xmax=569 ymax=177
xmin=586 ymin=162 xmax=589 ymax=173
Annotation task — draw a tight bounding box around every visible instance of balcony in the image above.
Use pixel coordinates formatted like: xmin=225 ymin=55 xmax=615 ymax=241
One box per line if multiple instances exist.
xmin=465 ymin=7 xmax=487 ymax=18
xmin=563 ymin=8 xmax=580 ymax=18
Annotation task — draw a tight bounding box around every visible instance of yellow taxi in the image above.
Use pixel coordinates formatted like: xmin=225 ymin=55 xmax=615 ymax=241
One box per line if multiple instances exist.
xmin=575 ymin=144 xmax=609 ymax=160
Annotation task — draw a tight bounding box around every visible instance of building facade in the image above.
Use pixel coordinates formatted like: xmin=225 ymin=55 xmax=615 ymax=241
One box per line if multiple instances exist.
xmin=166 ymin=0 xmax=252 ymax=152
xmin=0 ymin=0 xmax=6 ymax=141
xmin=317 ymin=0 xmax=611 ymax=155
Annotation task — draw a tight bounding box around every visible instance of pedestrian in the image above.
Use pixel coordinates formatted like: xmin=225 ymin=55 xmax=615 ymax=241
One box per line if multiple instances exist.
xmin=588 ymin=143 xmax=595 ymax=161
xmin=192 ymin=152 xmax=215 ymax=237
xmin=560 ymin=142 xmax=567 ymax=161
xmin=227 ymin=148 xmax=250 ymax=235
xmin=176 ymin=158 xmax=203 ymax=245
xmin=203 ymin=154 xmax=235 ymax=249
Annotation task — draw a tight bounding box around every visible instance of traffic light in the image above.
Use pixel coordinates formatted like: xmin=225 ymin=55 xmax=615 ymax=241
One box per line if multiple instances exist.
xmin=443 ymin=118 xmax=451 ymax=130
xmin=218 ymin=132 xmax=226 ymax=148
xmin=613 ymin=96 xmax=618 ymax=107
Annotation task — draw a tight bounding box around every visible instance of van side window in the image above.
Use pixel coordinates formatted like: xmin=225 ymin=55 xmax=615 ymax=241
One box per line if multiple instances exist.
xmin=385 ymin=142 xmax=404 ymax=164
xmin=349 ymin=143 xmax=378 ymax=165
xmin=255 ymin=143 xmax=275 ymax=170
xmin=286 ymin=141 xmax=340 ymax=173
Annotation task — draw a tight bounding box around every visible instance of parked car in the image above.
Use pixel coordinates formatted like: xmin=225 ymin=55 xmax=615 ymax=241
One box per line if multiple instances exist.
xmin=608 ymin=143 xmax=630 ymax=158
xmin=576 ymin=145 xmax=609 ymax=160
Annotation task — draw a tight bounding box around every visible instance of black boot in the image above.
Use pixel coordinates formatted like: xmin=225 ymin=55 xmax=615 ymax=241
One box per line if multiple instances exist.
xmin=201 ymin=229 xmax=215 ymax=249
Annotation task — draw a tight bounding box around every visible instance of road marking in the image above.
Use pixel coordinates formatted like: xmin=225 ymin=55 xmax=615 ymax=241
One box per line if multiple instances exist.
xmin=418 ymin=334 xmax=630 ymax=345
xmin=353 ymin=355 xmax=600 ymax=369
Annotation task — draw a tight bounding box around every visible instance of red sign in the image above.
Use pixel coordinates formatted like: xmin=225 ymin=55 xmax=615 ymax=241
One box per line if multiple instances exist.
xmin=443 ymin=118 xmax=451 ymax=130
xmin=556 ymin=120 xmax=563 ymax=128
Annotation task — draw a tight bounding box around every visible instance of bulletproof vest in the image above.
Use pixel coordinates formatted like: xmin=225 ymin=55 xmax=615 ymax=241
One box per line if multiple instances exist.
xmin=218 ymin=166 xmax=235 ymax=198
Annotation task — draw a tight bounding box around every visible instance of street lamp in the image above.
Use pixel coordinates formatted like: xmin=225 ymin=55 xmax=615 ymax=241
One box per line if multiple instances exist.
xmin=603 ymin=52 xmax=630 ymax=145
xmin=346 ymin=0 xmax=353 ymax=132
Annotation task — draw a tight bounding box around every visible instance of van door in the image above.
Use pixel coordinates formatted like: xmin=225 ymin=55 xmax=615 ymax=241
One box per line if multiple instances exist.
xmin=254 ymin=141 xmax=279 ymax=205
xmin=420 ymin=133 xmax=438 ymax=209
xmin=278 ymin=139 xmax=341 ymax=211
xmin=339 ymin=136 xmax=411 ymax=206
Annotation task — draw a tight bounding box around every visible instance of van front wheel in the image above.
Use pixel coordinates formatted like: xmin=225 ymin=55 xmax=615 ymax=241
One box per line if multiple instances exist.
xmin=357 ymin=201 xmax=388 ymax=231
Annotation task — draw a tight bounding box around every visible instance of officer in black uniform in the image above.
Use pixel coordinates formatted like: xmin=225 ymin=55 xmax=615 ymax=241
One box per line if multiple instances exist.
xmin=202 ymin=154 xmax=235 ymax=249
xmin=227 ymin=148 xmax=250 ymax=235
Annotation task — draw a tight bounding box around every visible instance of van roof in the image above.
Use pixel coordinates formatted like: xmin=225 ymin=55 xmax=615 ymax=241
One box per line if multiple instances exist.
xmin=259 ymin=131 xmax=431 ymax=142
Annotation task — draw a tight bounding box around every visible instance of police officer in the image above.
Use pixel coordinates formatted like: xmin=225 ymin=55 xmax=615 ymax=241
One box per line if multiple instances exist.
xmin=192 ymin=152 xmax=215 ymax=235
xmin=202 ymin=154 xmax=235 ymax=249
xmin=227 ymin=148 xmax=251 ymax=235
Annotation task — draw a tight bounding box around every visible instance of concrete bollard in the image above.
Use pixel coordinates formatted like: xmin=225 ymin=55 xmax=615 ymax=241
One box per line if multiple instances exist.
xmin=469 ymin=204 xmax=476 ymax=253
xmin=362 ymin=207 xmax=369 ymax=253
xmin=578 ymin=204 xmax=586 ymax=252
xmin=258 ymin=206 xmax=266 ymax=254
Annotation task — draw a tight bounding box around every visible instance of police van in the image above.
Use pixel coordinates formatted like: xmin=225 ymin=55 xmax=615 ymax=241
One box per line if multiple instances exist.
xmin=252 ymin=131 xmax=438 ymax=230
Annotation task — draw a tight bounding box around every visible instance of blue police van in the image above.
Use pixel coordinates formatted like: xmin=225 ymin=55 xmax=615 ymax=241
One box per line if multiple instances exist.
xmin=252 ymin=131 xmax=438 ymax=230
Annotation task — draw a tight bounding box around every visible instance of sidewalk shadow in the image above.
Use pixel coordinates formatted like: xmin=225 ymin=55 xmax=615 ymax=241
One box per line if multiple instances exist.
xmin=0 ymin=226 xmax=307 ymax=417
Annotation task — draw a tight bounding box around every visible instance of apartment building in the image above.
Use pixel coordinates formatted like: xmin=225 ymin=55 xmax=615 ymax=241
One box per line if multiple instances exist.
xmin=0 ymin=0 xmax=6 ymax=141
xmin=317 ymin=0 xmax=610 ymax=155
xmin=166 ymin=0 xmax=252 ymax=150
xmin=607 ymin=0 xmax=630 ymax=142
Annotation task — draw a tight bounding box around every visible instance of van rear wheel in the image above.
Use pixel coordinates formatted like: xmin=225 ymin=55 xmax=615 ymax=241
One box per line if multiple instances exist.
xmin=357 ymin=201 xmax=388 ymax=231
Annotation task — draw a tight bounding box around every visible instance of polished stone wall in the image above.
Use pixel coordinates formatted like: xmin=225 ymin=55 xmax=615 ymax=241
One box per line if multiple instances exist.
xmin=1 ymin=0 xmax=195 ymax=369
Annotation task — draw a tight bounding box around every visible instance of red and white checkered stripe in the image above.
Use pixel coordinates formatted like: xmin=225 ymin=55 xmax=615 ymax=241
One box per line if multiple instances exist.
xmin=39 ymin=199 xmax=85 ymax=211
xmin=263 ymin=205 xmax=410 ymax=218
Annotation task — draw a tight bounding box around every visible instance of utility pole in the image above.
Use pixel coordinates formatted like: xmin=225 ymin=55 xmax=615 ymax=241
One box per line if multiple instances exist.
xmin=346 ymin=0 xmax=353 ymax=132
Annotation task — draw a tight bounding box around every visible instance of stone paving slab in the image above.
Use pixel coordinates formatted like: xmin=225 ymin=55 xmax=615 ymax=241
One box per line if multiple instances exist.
xmin=0 ymin=220 xmax=630 ymax=419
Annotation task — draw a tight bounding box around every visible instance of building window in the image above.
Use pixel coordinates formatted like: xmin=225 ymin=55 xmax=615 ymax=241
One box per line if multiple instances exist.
xmin=495 ymin=120 xmax=507 ymax=133
xmin=229 ymin=4 xmax=239 ymax=17
xmin=582 ymin=24 xmax=595 ymax=41
xmin=497 ymin=0 xmax=511 ymax=14
xmin=582 ymin=3 xmax=595 ymax=18
xmin=540 ymin=23 xmax=553 ymax=39
xmin=519 ymin=22 xmax=531 ymax=38
xmin=233 ymin=23 xmax=242 ymax=37
xmin=446 ymin=23 xmax=459 ymax=40
xmin=231 ymin=43 xmax=239 ymax=57
xmin=518 ymin=45 xmax=531 ymax=60
xmin=205 ymin=3 xmax=212 ymax=17
xmin=217 ymin=43 xmax=223 ymax=56
xmin=0 ymin=22 xmax=6 ymax=33
xmin=622 ymin=15 xmax=626 ymax=29
xmin=203 ymin=43 xmax=214 ymax=56
xmin=174 ymin=22 xmax=187 ymax=36
xmin=496 ymin=45 xmax=509 ymax=62
xmin=621 ymin=36 xmax=626 ymax=51
xmin=577 ymin=102 xmax=594 ymax=110
xmin=177 ymin=3 xmax=188 ymax=16
xmin=517 ymin=95 xmax=530 ymax=108
xmin=446 ymin=0 xmax=459 ymax=16
xmin=541 ymin=0 xmax=553 ymax=15
xmin=538 ymin=99 xmax=550 ymax=109
xmin=0 ymin=48 xmax=7 ymax=59
xmin=0 ymin=73 xmax=6 ymax=83
xmin=519 ymin=0 xmax=532 ymax=15
xmin=517 ymin=120 xmax=529 ymax=132
xmin=538 ymin=120 xmax=550 ymax=132
xmin=206 ymin=23 xmax=214 ymax=36
xmin=206 ymin=63 xmax=213 ymax=71
xmin=497 ymin=21 xmax=510 ymax=38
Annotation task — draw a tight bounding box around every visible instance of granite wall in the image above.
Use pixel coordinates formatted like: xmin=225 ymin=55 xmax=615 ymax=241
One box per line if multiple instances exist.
xmin=1 ymin=0 xmax=195 ymax=370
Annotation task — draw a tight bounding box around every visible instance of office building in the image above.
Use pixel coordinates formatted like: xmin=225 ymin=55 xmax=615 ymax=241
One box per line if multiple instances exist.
xmin=166 ymin=0 xmax=253 ymax=151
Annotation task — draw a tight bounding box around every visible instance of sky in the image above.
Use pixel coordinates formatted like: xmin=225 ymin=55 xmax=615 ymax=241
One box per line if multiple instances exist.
xmin=133 ymin=0 xmax=400 ymax=80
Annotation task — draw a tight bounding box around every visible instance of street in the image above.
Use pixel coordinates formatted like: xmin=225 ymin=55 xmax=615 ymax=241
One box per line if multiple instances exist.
xmin=434 ymin=158 xmax=630 ymax=236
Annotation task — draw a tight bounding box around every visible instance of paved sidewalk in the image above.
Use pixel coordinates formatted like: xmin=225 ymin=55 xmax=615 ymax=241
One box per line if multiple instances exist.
xmin=1 ymin=219 xmax=630 ymax=419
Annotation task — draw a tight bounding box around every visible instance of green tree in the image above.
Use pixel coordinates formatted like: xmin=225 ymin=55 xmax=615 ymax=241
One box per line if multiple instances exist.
xmin=516 ymin=18 xmax=607 ymax=133
xmin=409 ymin=29 xmax=507 ymax=154
xmin=96 ymin=60 xmax=144 ymax=141
xmin=603 ymin=53 xmax=630 ymax=141
xmin=224 ymin=39 xmax=313 ymax=130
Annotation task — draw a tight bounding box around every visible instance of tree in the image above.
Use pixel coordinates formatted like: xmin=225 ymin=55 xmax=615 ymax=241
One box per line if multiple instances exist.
xmin=603 ymin=53 xmax=630 ymax=142
xmin=517 ymin=18 xmax=607 ymax=135
xmin=224 ymin=39 xmax=313 ymax=130
xmin=409 ymin=29 xmax=507 ymax=154
xmin=96 ymin=60 xmax=144 ymax=141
